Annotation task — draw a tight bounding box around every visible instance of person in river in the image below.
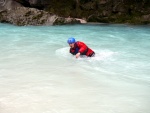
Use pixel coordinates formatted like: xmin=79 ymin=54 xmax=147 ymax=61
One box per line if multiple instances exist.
xmin=67 ymin=37 xmax=95 ymax=58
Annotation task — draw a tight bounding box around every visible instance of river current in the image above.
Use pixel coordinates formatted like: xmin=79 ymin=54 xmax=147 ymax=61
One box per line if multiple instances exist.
xmin=0 ymin=23 xmax=150 ymax=113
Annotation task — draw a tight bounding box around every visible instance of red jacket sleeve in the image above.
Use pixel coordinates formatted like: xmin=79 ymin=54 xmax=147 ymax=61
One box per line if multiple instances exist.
xmin=76 ymin=41 xmax=88 ymax=54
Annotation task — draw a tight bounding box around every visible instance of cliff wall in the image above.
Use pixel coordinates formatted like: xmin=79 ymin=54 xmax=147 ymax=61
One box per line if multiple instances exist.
xmin=0 ymin=0 xmax=150 ymax=25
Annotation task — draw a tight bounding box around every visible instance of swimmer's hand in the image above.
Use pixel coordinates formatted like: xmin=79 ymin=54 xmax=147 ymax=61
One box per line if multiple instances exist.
xmin=76 ymin=52 xmax=80 ymax=58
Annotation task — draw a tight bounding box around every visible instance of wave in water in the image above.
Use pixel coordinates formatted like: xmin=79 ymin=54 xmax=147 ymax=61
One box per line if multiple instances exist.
xmin=55 ymin=47 xmax=117 ymax=61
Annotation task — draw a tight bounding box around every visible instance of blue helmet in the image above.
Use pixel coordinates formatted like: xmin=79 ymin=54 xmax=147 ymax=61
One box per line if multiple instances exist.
xmin=67 ymin=37 xmax=76 ymax=44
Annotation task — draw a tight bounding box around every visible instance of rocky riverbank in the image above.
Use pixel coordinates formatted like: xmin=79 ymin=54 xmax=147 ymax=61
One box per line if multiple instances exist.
xmin=0 ymin=6 xmax=81 ymax=26
xmin=0 ymin=0 xmax=150 ymax=26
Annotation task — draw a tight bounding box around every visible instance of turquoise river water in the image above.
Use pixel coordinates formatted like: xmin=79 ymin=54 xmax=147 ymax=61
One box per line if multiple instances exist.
xmin=0 ymin=23 xmax=150 ymax=113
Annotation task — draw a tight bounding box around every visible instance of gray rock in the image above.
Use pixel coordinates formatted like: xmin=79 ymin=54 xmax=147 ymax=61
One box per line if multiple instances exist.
xmin=142 ymin=14 xmax=150 ymax=24
xmin=54 ymin=17 xmax=80 ymax=25
xmin=0 ymin=6 xmax=81 ymax=26
xmin=0 ymin=0 xmax=22 ymax=12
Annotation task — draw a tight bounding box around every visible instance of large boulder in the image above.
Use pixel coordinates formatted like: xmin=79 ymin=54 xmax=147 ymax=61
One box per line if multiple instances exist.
xmin=0 ymin=7 xmax=80 ymax=26
xmin=0 ymin=0 xmax=22 ymax=12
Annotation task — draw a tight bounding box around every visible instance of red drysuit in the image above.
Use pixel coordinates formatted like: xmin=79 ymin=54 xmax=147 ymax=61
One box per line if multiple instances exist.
xmin=70 ymin=41 xmax=95 ymax=57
